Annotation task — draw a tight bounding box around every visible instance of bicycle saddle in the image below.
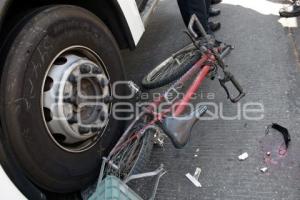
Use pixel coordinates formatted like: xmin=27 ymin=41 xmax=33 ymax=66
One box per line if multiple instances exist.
xmin=161 ymin=106 xmax=207 ymax=149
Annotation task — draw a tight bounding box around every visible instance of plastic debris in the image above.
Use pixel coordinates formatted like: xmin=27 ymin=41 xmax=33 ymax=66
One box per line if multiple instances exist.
xmin=238 ymin=152 xmax=249 ymax=161
xmin=260 ymin=167 xmax=268 ymax=173
xmin=194 ymin=154 xmax=198 ymax=158
xmin=266 ymin=152 xmax=271 ymax=156
xmin=196 ymin=148 xmax=200 ymax=152
xmin=185 ymin=167 xmax=202 ymax=187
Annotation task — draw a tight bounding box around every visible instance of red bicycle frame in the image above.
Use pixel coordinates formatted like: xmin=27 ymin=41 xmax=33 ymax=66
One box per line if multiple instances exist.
xmin=108 ymin=50 xmax=216 ymax=156
xmin=147 ymin=51 xmax=215 ymax=117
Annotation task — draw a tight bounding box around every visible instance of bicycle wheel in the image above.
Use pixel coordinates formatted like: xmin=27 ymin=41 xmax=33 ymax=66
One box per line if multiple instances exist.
xmin=142 ymin=46 xmax=202 ymax=89
xmin=104 ymin=119 xmax=154 ymax=180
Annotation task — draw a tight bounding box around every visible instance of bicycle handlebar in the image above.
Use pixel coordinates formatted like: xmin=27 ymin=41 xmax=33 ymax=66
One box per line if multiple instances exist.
xmin=188 ymin=14 xmax=210 ymax=41
xmin=188 ymin=15 xmax=246 ymax=104
xmin=219 ymin=70 xmax=246 ymax=103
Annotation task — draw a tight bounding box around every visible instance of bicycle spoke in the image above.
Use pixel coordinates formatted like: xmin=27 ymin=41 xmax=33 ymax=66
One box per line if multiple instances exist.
xmin=149 ymin=50 xmax=199 ymax=83
xmin=103 ymin=118 xmax=149 ymax=180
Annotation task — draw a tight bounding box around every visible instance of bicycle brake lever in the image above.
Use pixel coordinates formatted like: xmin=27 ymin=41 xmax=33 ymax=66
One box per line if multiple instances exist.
xmin=219 ymin=70 xmax=246 ymax=103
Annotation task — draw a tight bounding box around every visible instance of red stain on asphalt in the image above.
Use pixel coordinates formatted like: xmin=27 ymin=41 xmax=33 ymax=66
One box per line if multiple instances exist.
xmin=260 ymin=133 xmax=289 ymax=169
xmin=278 ymin=144 xmax=288 ymax=156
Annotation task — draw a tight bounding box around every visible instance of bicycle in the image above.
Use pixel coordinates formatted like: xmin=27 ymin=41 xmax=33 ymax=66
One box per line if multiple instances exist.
xmin=97 ymin=14 xmax=246 ymax=191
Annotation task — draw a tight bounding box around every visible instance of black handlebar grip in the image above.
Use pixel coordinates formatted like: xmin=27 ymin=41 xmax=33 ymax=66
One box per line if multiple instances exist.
xmin=219 ymin=71 xmax=245 ymax=103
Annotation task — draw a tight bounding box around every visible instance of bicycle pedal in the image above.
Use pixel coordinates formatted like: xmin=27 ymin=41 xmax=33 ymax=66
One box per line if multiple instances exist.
xmin=127 ymin=81 xmax=142 ymax=99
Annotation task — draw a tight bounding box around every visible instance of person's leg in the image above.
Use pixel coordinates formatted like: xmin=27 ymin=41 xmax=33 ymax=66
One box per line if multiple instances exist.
xmin=207 ymin=0 xmax=221 ymax=17
xmin=211 ymin=0 xmax=222 ymax=5
xmin=177 ymin=0 xmax=191 ymax=27
xmin=177 ymin=0 xmax=223 ymax=46
xmin=177 ymin=0 xmax=209 ymax=31
xmin=206 ymin=0 xmax=212 ymax=14
xmin=188 ymin=0 xmax=210 ymax=31
xmin=177 ymin=0 xmax=220 ymax=34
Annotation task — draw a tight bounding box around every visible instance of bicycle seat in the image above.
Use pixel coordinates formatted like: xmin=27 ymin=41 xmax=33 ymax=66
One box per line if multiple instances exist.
xmin=161 ymin=106 xmax=207 ymax=149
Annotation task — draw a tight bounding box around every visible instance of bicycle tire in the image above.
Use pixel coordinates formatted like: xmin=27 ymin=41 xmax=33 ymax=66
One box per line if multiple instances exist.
xmin=142 ymin=48 xmax=202 ymax=89
xmin=128 ymin=129 xmax=154 ymax=176
xmin=105 ymin=123 xmax=154 ymax=180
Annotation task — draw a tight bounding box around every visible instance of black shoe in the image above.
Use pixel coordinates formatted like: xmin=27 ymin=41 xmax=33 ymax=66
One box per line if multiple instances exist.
xmin=209 ymin=22 xmax=221 ymax=32
xmin=211 ymin=0 xmax=222 ymax=5
xmin=209 ymin=8 xmax=221 ymax=17
xmin=279 ymin=1 xmax=300 ymax=17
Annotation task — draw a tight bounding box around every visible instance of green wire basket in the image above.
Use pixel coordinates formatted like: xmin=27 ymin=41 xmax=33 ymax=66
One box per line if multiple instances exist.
xmin=88 ymin=176 xmax=143 ymax=200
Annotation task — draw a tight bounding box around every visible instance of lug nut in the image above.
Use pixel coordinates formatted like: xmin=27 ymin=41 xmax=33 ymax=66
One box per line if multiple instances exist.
xmin=92 ymin=66 xmax=102 ymax=74
xmin=68 ymin=115 xmax=77 ymax=124
xmin=68 ymin=74 xmax=77 ymax=83
xmin=91 ymin=127 xmax=101 ymax=133
xmin=80 ymin=64 xmax=91 ymax=74
xmin=64 ymin=97 xmax=76 ymax=104
xmin=100 ymin=78 xmax=109 ymax=87
xmin=104 ymin=96 xmax=113 ymax=103
xmin=99 ymin=111 xmax=106 ymax=121
xmin=79 ymin=126 xmax=90 ymax=134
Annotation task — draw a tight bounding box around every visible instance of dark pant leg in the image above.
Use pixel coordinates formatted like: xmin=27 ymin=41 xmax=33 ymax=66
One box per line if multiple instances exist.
xmin=206 ymin=0 xmax=211 ymax=14
xmin=177 ymin=0 xmax=191 ymax=27
xmin=177 ymin=0 xmax=209 ymax=31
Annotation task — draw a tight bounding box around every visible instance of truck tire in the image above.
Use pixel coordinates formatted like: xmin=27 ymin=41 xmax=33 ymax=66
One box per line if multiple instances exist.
xmin=0 ymin=5 xmax=126 ymax=193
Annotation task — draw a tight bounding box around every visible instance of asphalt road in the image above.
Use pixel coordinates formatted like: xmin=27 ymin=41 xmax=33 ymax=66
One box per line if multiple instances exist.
xmin=122 ymin=0 xmax=300 ymax=199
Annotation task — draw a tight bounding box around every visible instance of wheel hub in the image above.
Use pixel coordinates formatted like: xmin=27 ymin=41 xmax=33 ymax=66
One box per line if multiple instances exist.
xmin=42 ymin=49 xmax=111 ymax=152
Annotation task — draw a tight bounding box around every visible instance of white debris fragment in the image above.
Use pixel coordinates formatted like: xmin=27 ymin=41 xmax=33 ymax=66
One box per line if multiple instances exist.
xmin=266 ymin=152 xmax=271 ymax=156
xmin=194 ymin=167 xmax=202 ymax=179
xmin=238 ymin=152 xmax=249 ymax=161
xmin=185 ymin=167 xmax=202 ymax=187
xmin=260 ymin=167 xmax=268 ymax=173
xmin=194 ymin=154 xmax=198 ymax=157
xmin=196 ymin=148 xmax=200 ymax=152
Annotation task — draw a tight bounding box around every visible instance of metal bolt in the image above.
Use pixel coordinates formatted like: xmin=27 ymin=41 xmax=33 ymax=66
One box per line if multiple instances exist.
xmin=64 ymin=97 xmax=76 ymax=104
xmin=99 ymin=111 xmax=106 ymax=121
xmin=104 ymin=96 xmax=113 ymax=103
xmin=80 ymin=64 xmax=91 ymax=74
xmin=92 ymin=66 xmax=102 ymax=74
xmin=91 ymin=127 xmax=101 ymax=133
xmin=100 ymin=78 xmax=109 ymax=87
xmin=68 ymin=115 xmax=77 ymax=124
xmin=79 ymin=126 xmax=90 ymax=134
xmin=68 ymin=74 xmax=77 ymax=83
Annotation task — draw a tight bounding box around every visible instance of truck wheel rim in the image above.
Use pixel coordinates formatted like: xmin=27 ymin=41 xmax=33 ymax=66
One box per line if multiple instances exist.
xmin=41 ymin=46 xmax=112 ymax=153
